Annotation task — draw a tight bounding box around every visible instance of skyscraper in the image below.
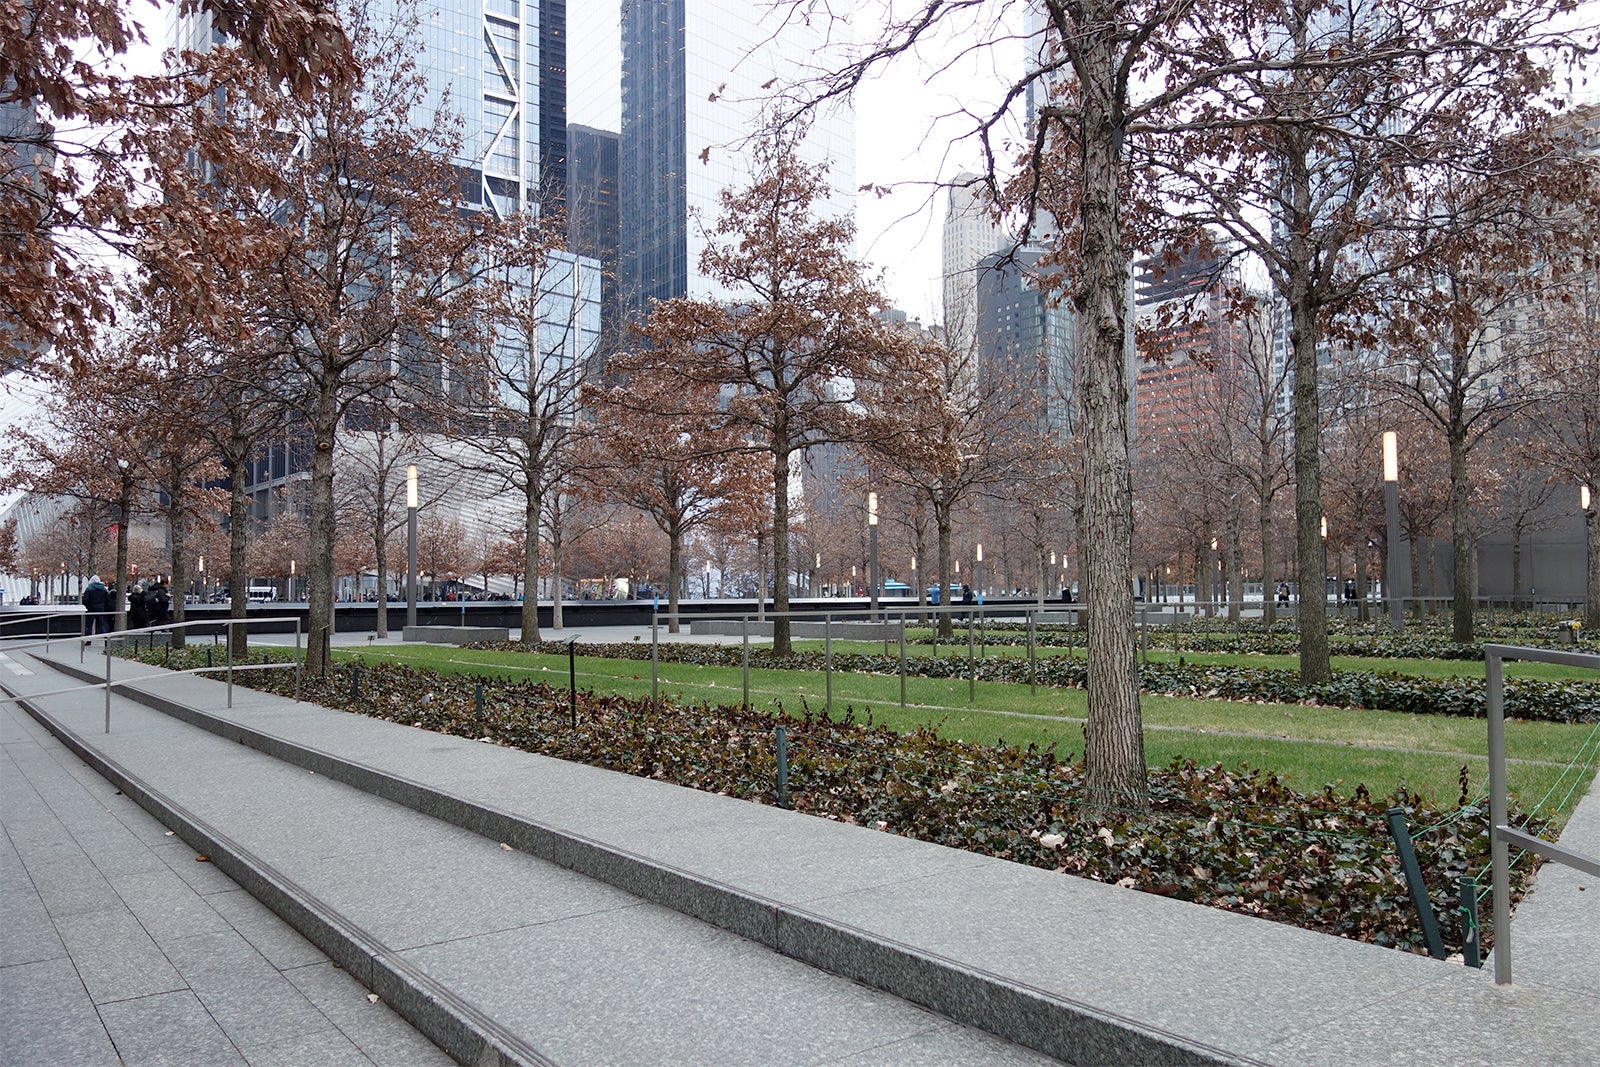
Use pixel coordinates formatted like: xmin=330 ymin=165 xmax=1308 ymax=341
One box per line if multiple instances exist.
xmin=941 ymin=173 xmax=1011 ymax=358
xmin=567 ymin=124 xmax=620 ymax=348
xmin=618 ymin=0 xmax=855 ymax=316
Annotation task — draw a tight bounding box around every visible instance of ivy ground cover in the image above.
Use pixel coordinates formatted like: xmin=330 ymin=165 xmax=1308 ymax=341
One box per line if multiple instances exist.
xmin=125 ymin=644 xmax=1567 ymax=959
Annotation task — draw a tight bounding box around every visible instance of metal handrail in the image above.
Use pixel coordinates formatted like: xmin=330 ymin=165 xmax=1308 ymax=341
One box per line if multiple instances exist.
xmin=0 ymin=617 xmax=305 ymax=733
xmin=1483 ymin=643 xmax=1600 ymax=986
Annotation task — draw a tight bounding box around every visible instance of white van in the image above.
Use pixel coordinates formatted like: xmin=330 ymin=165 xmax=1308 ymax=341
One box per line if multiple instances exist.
xmin=246 ymin=586 xmax=278 ymax=603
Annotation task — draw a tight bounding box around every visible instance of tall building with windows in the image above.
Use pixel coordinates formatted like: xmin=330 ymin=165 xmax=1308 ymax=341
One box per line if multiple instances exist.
xmin=567 ymin=123 xmax=620 ymax=348
xmin=973 ymin=247 xmax=1078 ymax=437
xmin=942 ymin=174 xmax=1012 ymax=359
xmin=619 ymin=1 xmax=855 ymax=316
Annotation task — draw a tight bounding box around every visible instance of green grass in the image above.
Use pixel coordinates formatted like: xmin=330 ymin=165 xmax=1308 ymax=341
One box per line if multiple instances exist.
xmin=337 ymin=643 xmax=1598 ymax=825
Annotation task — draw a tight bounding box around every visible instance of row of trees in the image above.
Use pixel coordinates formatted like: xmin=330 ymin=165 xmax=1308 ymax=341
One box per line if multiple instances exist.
xmin=6 ymin=0 xmax=1597 ymax=812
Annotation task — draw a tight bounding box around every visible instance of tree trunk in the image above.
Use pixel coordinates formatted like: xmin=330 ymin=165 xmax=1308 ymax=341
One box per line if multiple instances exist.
xmin=935 ymin=495 xmax=954 ymax=640
xmin=1225 ymin=514 xmax=1241 ymax=623
xmin=520 ymin=482 xmax=542 ymax=645
xmin=1511 ymin=530 xmax=1523 ymax=613
xmin=1077 ymin=65 xmax=1145 ymax=808
xmin=228 ymin=464 xmax=250 ymax=658
xmin=770 ymin=444 xmax=791 ymax=655
xmin=1289 ymin=291 xmax=1329 ymax=682
xmin=305 ymin=390 xmax=338 ymax=675
xmin=1260 ymin=504 xmax=1276 ymax=625
xmin=1410 ymin=539 xmax=1423 ymax=621
xmin=166 ymin=462 xmax=188 ymax=648
xmin=551 ymin=519 xmax=565 ymax=631
xmin=1355 ymin=539 xmax=1369 ymax=625
xmin=374 ymin=527 xmax=389 ymax=639
xmin=114 ymin=479 xmax=131 ymax=632
xmin=1449 ymin=427 xmax=1474 ymax=642
xmin=666 ymin=516 xmax=683 ymax=635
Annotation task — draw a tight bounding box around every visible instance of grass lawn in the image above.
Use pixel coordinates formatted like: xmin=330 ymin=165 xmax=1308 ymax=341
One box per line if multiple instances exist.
xmin=337 ymin=642 xmax=1598 ymax=825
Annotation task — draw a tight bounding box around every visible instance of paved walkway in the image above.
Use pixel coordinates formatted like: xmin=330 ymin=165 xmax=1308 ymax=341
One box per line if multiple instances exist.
xmin=1 ymin=633 xmax=1596 ymax=1065
xmin=0 ymin=697 xmax=453 ymax=1066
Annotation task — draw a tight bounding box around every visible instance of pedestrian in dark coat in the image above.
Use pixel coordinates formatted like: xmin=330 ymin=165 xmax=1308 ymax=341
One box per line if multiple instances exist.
xmin=81 ymin=576 xmax=112 ymax=634
xmin=128 ymin=583 xmax=150 ymax=630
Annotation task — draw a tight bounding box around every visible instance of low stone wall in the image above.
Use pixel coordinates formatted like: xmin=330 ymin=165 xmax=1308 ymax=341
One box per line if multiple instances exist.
xmin=402 ymin=625 xmax=511 ymax=644
xmin=689 ymin=620 xmax=905 ymax=641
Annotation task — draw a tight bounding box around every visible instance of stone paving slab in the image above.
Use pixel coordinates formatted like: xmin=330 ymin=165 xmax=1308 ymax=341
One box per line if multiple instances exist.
xmin=3 ymin=654 xmax=1059 ymax=1067
xmin=10 ymin=648 xmax=1600 ymax=1065
xmin=0 ymin=700 xmax=456 ymax=1067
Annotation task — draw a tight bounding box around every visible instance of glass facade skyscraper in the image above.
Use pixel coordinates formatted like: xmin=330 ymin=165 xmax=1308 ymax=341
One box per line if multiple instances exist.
xmin=619 ymin=0 xmax=855 ymax=317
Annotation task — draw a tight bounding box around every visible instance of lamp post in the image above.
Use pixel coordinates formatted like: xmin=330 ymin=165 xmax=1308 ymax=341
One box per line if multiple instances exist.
xmin=975 ymin=543 xmax=983 ymax=601
xmin=1318 ymin=518 xmax=1327 ymax=605
xmin=814 ymin=552 xmax=821 ymax=597
xmin=1210 ymin=536 xmax=1220 ymax=613
xmin=198 ymin=555 xmax=205 ymax=602
xmin=867 ymin=492 xmax=880 ymax=620
xmin=704 ymin=559 xmax=713 ymax=599
xmin=1584 ymin=485 xmax=1597 ymax=630
xmin=1383 ymin=431 xmax=1403 ymax=631
xmin=406 ymin=464 xmax=419 ymax=629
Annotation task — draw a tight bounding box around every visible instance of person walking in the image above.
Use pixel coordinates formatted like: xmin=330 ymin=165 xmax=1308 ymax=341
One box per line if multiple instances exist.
xmin=128 ymin=582 xmax=150 ymax=630
xmin=81 ymin=575 xmax=112 ymax=634
xmin=146 ymin=581 xmax=172 ymax=626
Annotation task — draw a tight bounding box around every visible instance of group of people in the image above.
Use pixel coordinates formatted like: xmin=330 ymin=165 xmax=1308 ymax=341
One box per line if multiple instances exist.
xmin=79 ymin=575 xmax=172 ymax=635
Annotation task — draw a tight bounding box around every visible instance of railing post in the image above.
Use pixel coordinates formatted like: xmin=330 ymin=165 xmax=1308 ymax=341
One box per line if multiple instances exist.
xmin=103 ymin=640 xmax=112 ymax=734
xmin=294 ymin=619 xmax=303 ymax=702
xmin=899 ymin=615 xmax=907 ymax=709
xmin=1141 ymin=604 xmax=1149 ymax=666
xmin=1487 ymin=648 xmax=1512 ymax=986
xmin=1027 ymin=610 xmax=1037 ymax=695
xmin=741 ymin=616 xmax=750 ymax=712
xmin=226 ymin=620 xmax=235 ymax=709
xmin=650 ymin=610 xmax=659 ymax=713
xmin=824 ymin=614 xmax=833 ymax=715
xmin=967 ymin=615 xmax=976 ymax=706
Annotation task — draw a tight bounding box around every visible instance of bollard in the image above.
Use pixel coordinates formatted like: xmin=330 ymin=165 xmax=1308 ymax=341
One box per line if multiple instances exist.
xmin=207 ymin=646 xmax=213 ymax=669
xmin=741 ymin=617 xmax=751 ymax=712
xmin=1385 ymin=807 xmax=1447 ymax=959
xmin=350 ymin=665 xmax=361 ymax=700
xmin=474 ymin=681 xmax=484 ymax=722
xmin=294 ymin=620 xmax=302 ymax=702
xmin=1459 ymin=877 xmax=1482 ymax=968
xmin=1140 ymin=605 xmax=1149 ymax=666
xmin=226 ymin=626 xmax=234 ymax=709
xmin=774 ymin=724 xmax=789 ymax=807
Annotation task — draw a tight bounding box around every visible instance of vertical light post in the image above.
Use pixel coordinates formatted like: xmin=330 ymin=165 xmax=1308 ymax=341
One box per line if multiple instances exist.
xmin=704 ymin=559 xmax=713 ymax=599
xmin=198 ymin=556 xmax=205 ymax=603
xmin=814 ymin=552 xmax=821 ymax=597
xmin=406 ymin=464 xmax=419 ymax=630
xmin=1383 ymin=431 xmax=1403 ymax=631
xmin=1318 ymin=518 xmax=1327 ymax=605
xmin=1210 ymin=537 xmax=1220 ymax=613
xmin=868 ymin=492 xmax=880 ymax=620
xmin=289 ymin=559 xmax=296 ymax=603
xmin=975 ymin=543 xmax=984 ymax=601
xmin=1583 ymin=485 xmax=1597 ymax=630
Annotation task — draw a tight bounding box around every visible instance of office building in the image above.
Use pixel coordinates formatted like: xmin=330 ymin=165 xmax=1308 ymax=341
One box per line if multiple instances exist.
xmin=567 ymin=123 xmax=621 ymax=349
xmin=619 ymin=0 xmax=855 ymax=316
xmin=973 ymin=246 xmax=1078 ymax=438
xmin=942 ymin=174 xmax=1012 ymax=358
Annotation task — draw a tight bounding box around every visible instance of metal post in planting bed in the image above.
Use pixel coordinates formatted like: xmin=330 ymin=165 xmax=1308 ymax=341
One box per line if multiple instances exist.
xmin=650 ymin=612 xmax=659 ymax=713
xmin=1484 ymin=643 xmax=1600 ymax=986
xmin=774 ymin=724 xmax=789 ymax=807
xmin=899 ymin=617 xmax=908 ymax=709
xmin=741 ymin=617 xmax=750 ymax=712
xmin=1384 ymin=807 xmax=1446 ymax=959
xmin=825 ymin=614 xmax=833 ymax=714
